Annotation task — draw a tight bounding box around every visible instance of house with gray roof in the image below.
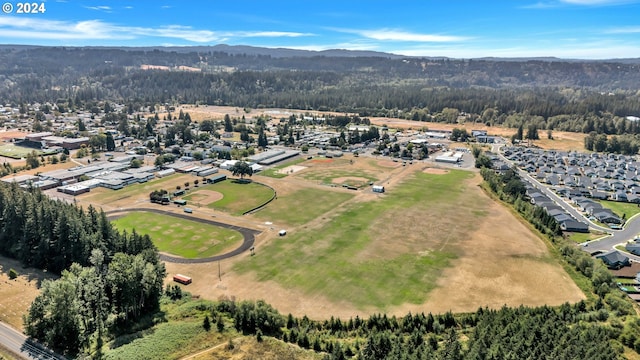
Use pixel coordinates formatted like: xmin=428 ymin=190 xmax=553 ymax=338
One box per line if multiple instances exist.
xmin=560 ymin=220 xmax=589 ymax=233
xmin=594 ymin=209 xmax=622 ymax=224
xmin=626 ymin=242 xmax=640 ymax=256
xmin=596 ymin=250 xmax=631 ymax=269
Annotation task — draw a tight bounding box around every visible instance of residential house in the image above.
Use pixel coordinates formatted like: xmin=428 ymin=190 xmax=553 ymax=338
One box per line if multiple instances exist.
xmin=560 ymin=220 xmax=589 ymax=233
xmin=596 ymin=250 xmax=631 ymax=269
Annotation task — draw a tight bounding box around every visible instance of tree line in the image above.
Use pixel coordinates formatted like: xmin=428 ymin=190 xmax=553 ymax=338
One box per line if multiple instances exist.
xmin=0 ymin=183 xmax=165 ymax=356
xmin=184 ymin=295 xmax=623 ymax=360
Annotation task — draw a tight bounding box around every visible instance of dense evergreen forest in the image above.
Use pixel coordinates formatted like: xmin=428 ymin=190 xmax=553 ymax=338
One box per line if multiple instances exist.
xmin=1 ymin=46 xmax=640 ymax=139
xmin=200 ymin=297 xmax=624 ymax=360
xmin=0 ymin=182 xmax=165 ymax=356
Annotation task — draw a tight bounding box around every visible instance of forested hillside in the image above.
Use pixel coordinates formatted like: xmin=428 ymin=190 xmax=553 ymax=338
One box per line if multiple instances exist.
xmin=0 ymin=183 xmax=165 ymax=356
xmin=1 ymin=46 xmax=639 ymax=118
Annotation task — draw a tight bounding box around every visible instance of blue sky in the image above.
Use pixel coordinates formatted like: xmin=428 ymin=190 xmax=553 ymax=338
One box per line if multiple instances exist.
xmin=0 ymin=0 xmax=639 ymax=59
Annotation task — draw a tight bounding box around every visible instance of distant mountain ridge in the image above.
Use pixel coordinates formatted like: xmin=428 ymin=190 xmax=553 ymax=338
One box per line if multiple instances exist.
xmin=1 ymin=43 xmax=638 ymax=63
xmin=2 ymin=43 xmax=640 ymax=105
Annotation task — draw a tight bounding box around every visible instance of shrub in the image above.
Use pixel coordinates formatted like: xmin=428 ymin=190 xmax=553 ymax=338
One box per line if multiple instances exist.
xmin=8 ymin=268 xmax=18 ymax=279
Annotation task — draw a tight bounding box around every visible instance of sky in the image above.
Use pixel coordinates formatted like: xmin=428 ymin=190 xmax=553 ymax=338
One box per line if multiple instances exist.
xmin=0 ymin=0 xmax=639 ymax=59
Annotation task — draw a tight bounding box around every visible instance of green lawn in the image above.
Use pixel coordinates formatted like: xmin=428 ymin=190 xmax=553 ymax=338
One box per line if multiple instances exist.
xmin=112 ymin=212 xmax=243 ymax=259
xmin=599 ymin=200 xmax=640 ymax=220
xmin=185 ymin=180 xmax=275 ymax=215
xmin=254 ymin=188 xmax=354 ymax=226
xmin=234 ymin=170 xmax=486 ymax=310
xmin=258 ymin=158 xmax=306 ymax=178
xmin=0 ymin=143 xmax=42 ymax=159
xmin=300 ymin=168 xmax=378 ymax=188
xmin=567 ymin=231 xmax=606 ymax=243
xmin=105 ymin=300 xmax=232 ymax=360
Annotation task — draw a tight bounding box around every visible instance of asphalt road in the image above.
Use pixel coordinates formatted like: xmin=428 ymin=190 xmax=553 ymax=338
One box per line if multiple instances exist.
xmin=493 ymin=144 xmax=640 ymax=260
xmin=0 ymin=321 xmax=64 ymax=360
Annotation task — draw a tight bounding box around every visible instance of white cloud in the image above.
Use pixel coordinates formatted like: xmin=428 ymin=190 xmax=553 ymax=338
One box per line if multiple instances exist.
xmin=0 ymin=16 xmax=312 ymax=43
xmin=560 ymin=0 xmax=636 ymax=4
xmin=84 ymin=5 xmax=112 ymax=13
xmin=335 ymin=28 xmax=469 ymax=43
xmin=523 ymin=0 xmax=637 ymax=8
xmin=605 ymin=26 xmax=640 ymax=34
xmin=235 ymin=31 xmax=312 ymax=38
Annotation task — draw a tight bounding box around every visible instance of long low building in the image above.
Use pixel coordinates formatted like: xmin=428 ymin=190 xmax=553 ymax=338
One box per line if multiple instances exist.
xmin=258 ymin=150 xmax=300 ymax=165
xmin=435 ymin=151 xmax=464 ymax=163
xmin=248 ymin=149 xmax=285 ymax=163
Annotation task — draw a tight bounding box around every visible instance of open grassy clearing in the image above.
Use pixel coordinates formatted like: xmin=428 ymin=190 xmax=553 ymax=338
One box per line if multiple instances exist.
xmin=0 ymin=144 xmax=42 ymax=159
xmin=368 ymin=117 xmax=587 ymax=151
xmin=196 ymin=337 xmax=322 ymax=360
xmin=104 ymin=298 xmax=321 ymax=360
xmin=195 ymin=180 xmax=274 ymax=215
xmin=0 ymin=255 xmax=57 ymax=331
xmin=299 ymin=168 xmax=378 ymax=187
xmin=0 ymin=347 xmax=19 ymax=360
xmin=111 ymin=212 xmax=243 ymax=259
xmin=234 ymin=170 xmax=483 ymax=310
xmin=599 ymin=200 xmax=640 ymax=220
xmin=253 ymin=187 xmax=354 ymax=227
xmin=258 ymin=158 xmax=307 ymax=178
xmin=105 ymin=300 xmax=234 ymax=360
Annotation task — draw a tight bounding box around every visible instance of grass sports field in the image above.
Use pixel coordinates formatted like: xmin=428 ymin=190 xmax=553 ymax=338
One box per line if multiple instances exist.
xmin=300 ymin=165 xmax=378 ymax=187
xmin=111 ymin=212 xmax=243 ymax=259
xmin=234 ymin=170 xmax=479 ymax=309
xmin=65 ymin=144 xmax=583 ymax=318
xmin=184 ymin=180 xmax=275 ymax=215
xmin=0 ymin=143 xmax=42 ymax=159
xmin=254 ymin=187 xmax=354 ymax=226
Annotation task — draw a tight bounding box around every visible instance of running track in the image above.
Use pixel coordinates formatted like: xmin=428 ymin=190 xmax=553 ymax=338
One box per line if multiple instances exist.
xmin=105 ymin=208 xmax=260 ymax=264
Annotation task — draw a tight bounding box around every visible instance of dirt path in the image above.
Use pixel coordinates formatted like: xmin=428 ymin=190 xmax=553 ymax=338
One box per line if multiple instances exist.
xmin=178 ymin=337 xmax=241 ymax=360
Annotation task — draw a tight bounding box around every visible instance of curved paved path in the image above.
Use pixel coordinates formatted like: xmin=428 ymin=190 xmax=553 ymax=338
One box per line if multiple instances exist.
xmin=106 ymin=208 xmax=260 ymax=264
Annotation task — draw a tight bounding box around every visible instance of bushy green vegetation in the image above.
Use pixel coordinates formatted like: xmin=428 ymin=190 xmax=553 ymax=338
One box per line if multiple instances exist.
xmin=106 ymin=295 xmax=625 ymax=360
xmin=0 ymin=183 xmax=165 ymax=357
xmin=111 ymin=212 xmax=243 ymax=258
xmin=480 ymin=167 xmax=561 ymax=236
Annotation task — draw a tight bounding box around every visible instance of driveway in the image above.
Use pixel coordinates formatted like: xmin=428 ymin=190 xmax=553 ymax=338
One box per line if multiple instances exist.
xmin=493 ymin=144 xmax=640 ymax=259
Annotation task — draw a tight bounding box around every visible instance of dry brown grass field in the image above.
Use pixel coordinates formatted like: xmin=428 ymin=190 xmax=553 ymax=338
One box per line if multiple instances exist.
xmin=0 ymin=110 xmax=589 ymax=327
xmin=171 ymin=105 xmax=586 ymax=152
xmin=0 ymin=255 xmax=57 ymax=331
xmin=164 ymin=154 xmax=584 ymax=319
xmin=0 ymin=151 xmax=585 ymax=323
